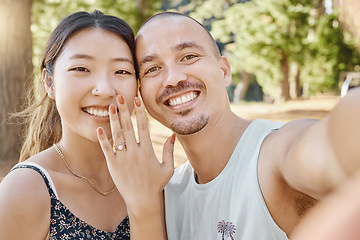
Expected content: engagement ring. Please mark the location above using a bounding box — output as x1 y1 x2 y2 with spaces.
113 142 126 153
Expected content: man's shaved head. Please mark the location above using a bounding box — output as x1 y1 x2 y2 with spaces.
137 12 221 59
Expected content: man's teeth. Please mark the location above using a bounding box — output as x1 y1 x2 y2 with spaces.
168 92 198 106
85 108 109 117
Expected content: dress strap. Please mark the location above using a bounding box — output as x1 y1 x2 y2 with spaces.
11 162 59 199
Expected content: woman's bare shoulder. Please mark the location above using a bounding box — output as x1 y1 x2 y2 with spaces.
0 156 51 239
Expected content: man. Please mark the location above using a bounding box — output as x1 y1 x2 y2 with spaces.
135 12 360 239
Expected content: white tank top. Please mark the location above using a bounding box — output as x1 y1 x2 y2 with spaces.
164 119 288 240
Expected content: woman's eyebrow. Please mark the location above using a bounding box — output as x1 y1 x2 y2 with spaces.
69 54 94 60
69 54 133 65
111 57 134 65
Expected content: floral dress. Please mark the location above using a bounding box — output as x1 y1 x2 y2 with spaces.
12 163 130 240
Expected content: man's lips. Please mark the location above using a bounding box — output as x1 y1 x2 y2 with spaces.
165 91 199 106
157 81 205 105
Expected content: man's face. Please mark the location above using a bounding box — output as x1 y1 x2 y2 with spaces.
136 16 231 135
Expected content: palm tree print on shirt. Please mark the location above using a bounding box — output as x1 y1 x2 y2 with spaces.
217 220 236 240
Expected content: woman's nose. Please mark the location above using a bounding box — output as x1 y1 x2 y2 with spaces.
92 76 116 98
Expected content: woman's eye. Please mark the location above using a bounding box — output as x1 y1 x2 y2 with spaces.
116 70 130 75
71 67 88 72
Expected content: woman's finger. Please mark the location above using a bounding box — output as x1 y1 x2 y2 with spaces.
109 104 125 149
97 127 115 165
134 97 152 149
117 95 137 146
162 134 176 172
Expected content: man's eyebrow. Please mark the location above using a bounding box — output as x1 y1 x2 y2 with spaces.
138 55 159 70
174 41 205 52
138 42 205 68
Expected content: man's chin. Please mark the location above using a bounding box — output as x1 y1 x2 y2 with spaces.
170 115 209 135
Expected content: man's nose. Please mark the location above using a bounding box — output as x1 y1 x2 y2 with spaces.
163 64 187 87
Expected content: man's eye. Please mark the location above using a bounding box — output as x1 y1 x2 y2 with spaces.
145 66 160 75
182 55 197 61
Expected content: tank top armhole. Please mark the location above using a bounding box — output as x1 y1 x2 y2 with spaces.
11 162 59 199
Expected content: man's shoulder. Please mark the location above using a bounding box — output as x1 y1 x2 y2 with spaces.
167 161 193 187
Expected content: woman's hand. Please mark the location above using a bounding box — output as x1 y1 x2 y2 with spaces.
97 95 175 212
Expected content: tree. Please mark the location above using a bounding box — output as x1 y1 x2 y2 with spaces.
301 10 360 95
210 0 315 101
0 0 33 161
333 0 360 52
189 0 360 101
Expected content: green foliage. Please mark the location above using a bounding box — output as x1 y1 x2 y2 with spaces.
209 0 310 97
188 0 360 98
302 11 360 94
31 0 360 99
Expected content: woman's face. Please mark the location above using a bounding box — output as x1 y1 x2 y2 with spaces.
50 28 137 142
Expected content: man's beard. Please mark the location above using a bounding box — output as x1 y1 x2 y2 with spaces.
170 114 209 135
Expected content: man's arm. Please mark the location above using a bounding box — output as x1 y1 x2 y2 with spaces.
279 87 360 199
291 169 360 240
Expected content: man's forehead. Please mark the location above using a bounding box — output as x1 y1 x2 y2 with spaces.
137 16 202 39
136 14 220 59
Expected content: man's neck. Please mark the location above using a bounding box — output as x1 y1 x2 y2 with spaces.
177 112 251 184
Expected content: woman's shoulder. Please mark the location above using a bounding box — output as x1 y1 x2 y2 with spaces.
0 147 57 209
0 156 52 205
0 153 51 238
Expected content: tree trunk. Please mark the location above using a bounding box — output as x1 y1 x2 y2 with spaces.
0 0 33 161
136 0 147 18
295 66 302 98
280 51 290 101
316 0 325 15
233 71 250 103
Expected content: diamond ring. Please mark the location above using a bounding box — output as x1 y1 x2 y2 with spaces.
113 142 126 153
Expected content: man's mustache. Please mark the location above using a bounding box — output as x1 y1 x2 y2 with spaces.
156 81 205 104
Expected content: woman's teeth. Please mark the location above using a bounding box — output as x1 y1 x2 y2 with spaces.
84 108 109 117
168 92 198 106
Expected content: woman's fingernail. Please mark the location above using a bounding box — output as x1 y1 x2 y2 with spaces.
170 133 176 144
110 104 116 114
97 127 103 135
135 97 141 107
118 95 125 104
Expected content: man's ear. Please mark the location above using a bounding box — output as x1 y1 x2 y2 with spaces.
219 56 232 87
42 69 55 99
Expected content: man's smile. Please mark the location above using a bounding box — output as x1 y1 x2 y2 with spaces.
166 91 199 107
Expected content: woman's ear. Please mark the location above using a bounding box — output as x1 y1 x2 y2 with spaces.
42 69 55 99
219 56 232 87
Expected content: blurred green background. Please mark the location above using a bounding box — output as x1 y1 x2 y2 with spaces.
1 0 359 161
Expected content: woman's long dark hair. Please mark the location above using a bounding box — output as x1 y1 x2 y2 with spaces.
18 10 136 162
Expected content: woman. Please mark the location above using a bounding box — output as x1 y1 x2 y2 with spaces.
0 10 174 239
